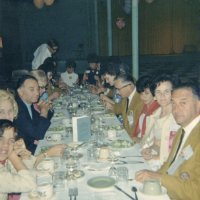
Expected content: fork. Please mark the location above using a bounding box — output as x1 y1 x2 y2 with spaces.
73 187 78 200
68 188 74 200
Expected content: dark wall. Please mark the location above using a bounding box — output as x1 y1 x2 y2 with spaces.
1 0 97 75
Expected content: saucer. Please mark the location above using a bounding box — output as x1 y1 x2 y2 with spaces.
139 186 167 196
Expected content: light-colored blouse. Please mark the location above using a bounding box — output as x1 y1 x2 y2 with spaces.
141 107 180 164
0 157 37 200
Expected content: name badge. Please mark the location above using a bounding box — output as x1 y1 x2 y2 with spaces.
127 110 134 125
182 145 193 160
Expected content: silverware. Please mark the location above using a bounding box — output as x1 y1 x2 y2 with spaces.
114 185 135 200
116 160 144 165
68 188 73 200
131 186 138 200
119 155 142 158
73 187 78 200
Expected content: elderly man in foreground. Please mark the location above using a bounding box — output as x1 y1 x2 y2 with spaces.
135 81 200 200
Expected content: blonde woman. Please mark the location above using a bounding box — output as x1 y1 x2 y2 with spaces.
30 69 60 103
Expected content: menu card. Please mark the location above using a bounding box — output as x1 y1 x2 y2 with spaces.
72 115 91 142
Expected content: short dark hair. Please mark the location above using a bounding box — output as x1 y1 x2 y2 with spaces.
136 75 153 94
150 72 180 96
16 75 38 90
47 39 58 49
38 57 56 74
105 63 120 76
115 73 136 85
87 53 99 63
173 80 200 100
0 119 17 138
66 59 76 69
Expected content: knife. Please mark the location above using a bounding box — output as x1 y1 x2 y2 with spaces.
114 185 135 200
116 160 144 165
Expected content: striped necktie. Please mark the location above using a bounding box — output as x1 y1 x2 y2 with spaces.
170 129 185 165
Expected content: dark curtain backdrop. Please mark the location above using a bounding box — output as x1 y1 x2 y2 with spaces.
98 0 200 56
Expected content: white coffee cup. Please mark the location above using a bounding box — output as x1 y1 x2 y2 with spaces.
46 133 62 141
37 183 53 199
37 158 55 174
99 147 110 160
142 180 162 195
107 129 116 140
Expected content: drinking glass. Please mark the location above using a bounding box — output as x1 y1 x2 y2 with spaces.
108 150 117 179
116 166 129 184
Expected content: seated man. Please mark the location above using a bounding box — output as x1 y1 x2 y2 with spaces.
14 75 53 154
82 53 100 86
105 73 143 136
135 81 200 200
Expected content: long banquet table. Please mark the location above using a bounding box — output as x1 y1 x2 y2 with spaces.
20 89 171 200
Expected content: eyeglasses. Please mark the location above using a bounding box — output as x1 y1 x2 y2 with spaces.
115 83 132 91
39 85 48 90
155 89 172 97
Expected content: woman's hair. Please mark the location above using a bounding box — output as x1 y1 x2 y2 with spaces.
38 57 56 74
0 119 17 138
150 72 180 96
66 59 76 69
29 70 47 86
104 63 120 76
136 75 153 94
0 90 18 118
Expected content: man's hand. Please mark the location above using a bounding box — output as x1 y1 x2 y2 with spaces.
135 169 162 183
38 100 50 118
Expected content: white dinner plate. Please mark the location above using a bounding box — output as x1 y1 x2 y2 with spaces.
87 176 116 189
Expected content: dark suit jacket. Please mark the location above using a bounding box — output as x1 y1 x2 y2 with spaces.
14 94 53 154
159 121 200 200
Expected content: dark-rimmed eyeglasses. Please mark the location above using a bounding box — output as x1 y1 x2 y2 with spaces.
39 85 48 90
115 83 132 91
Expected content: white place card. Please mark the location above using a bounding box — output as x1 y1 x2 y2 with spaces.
72 115 91 142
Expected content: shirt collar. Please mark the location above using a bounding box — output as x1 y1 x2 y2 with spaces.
183 115 200 133
128 87 136 104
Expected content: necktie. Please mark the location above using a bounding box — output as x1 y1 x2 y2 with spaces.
170 129 185 165
126 98 129 113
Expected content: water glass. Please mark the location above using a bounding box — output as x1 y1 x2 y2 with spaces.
53 171 66 191
87 146 97 162
116 166 129 183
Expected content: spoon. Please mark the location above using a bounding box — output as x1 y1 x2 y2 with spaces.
132 186 138 200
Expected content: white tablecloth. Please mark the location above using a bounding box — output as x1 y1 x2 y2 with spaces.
20 96 171 200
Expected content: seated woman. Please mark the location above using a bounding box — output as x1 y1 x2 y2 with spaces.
60 59 79 88
132 75 160 142
0 89 66 199
30 69 61 103
100 63 122 105
141 73 180 167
